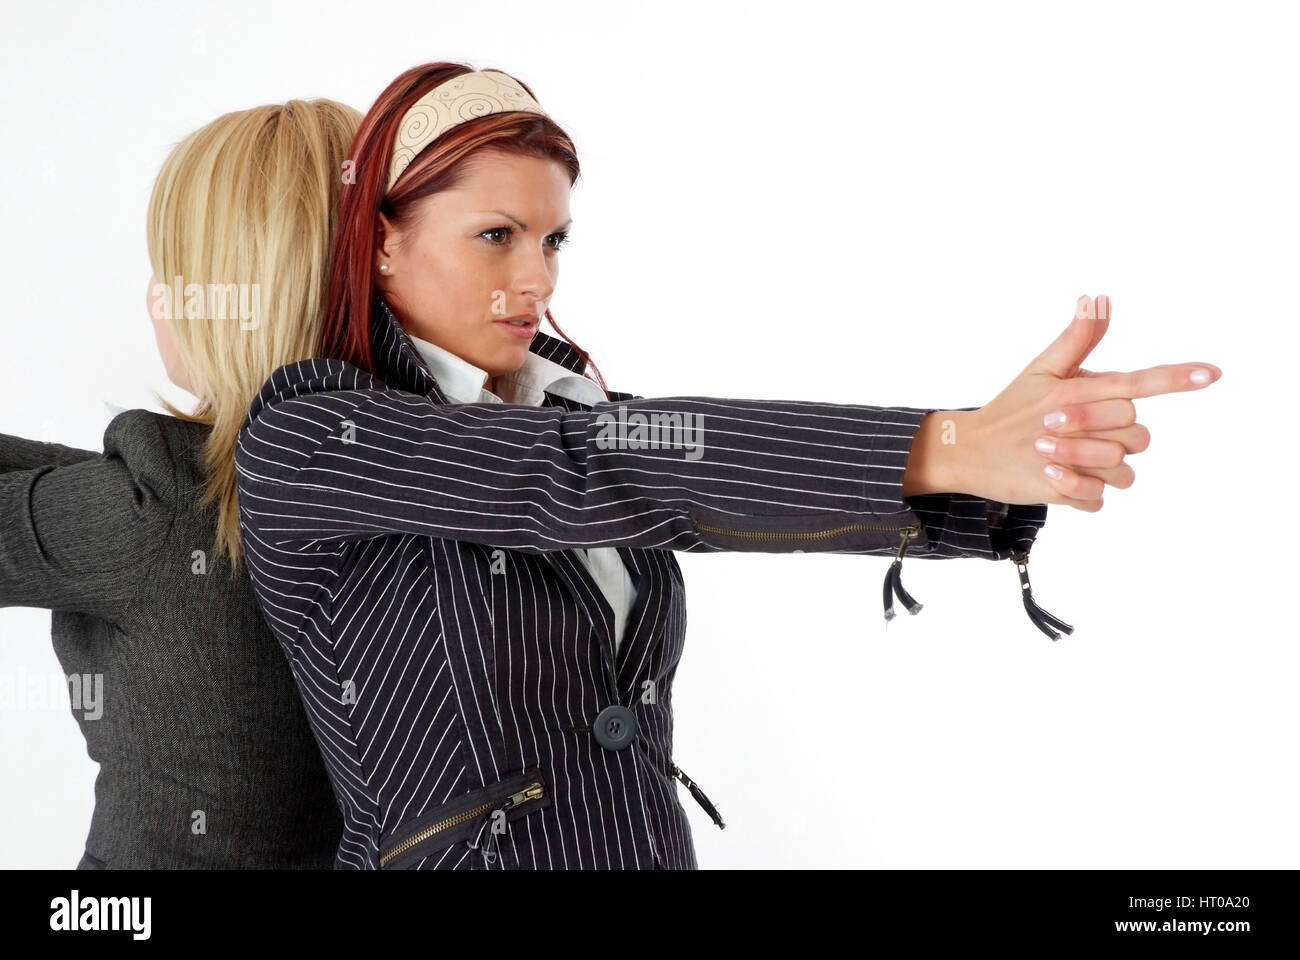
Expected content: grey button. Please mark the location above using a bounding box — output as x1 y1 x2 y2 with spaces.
592 704 637 750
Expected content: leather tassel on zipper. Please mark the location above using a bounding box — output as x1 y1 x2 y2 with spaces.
1011 549 1073 641
670 762 725 829
883 526 923 625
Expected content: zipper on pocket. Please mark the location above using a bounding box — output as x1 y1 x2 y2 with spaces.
378 779 546 869
1010 548 1074 641
670 761 725 829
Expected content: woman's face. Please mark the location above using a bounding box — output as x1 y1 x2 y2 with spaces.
146 272 195 394
375 149 572 380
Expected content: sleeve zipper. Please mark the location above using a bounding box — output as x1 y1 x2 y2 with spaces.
1010 549 1074 641
690 516 1071 640
882 529 1073 641
882 524 924 623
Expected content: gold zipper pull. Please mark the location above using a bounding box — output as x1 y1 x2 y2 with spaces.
1010 549 1074 641
466 780 546 868
883 524 923 625
502 783 545 810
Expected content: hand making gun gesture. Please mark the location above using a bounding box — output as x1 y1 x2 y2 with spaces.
908 293 1222 511
896 293 1221 639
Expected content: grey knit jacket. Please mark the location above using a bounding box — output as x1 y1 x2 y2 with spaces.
0 409 341 868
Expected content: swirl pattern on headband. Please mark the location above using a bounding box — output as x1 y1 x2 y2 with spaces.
386 70 545 191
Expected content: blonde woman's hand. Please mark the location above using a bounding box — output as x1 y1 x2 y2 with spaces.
947 294 1222 511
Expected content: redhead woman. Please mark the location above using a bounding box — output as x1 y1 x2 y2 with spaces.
0 98 360 867
233 62 1221 869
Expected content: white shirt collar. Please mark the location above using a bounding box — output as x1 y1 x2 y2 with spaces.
405 331 606 407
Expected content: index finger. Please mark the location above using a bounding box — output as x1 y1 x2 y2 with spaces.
1064 363 1223 403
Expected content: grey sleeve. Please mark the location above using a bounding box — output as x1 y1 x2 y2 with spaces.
0 432 100 472
0 410 178 620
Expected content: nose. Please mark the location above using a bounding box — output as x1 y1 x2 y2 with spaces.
510 248 556 312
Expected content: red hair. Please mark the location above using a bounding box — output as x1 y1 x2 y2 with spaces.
321 61 608 395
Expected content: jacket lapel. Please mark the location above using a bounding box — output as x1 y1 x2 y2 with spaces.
610 546 668 699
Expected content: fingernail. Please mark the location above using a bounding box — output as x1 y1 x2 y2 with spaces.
1096 294 1110 319
1190 368 1211 385
1035 437 1057 455
1043 410 1067 429
1075 295 1093 320
1044 464 1063 480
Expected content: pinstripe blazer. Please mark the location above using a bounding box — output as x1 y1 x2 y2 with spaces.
233 297 1053 869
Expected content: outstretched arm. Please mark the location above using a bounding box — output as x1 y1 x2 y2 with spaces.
234 359 1043 562
0 412 177 618
0 432 100 473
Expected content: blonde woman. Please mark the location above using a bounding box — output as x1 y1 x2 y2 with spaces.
0 98 361 867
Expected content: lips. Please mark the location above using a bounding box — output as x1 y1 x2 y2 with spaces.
495 315 538 338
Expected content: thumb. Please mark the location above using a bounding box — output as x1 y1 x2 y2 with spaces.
1031 294 1100 379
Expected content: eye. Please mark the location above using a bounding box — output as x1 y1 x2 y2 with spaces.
478 226 571 251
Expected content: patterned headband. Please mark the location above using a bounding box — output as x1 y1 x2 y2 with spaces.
386 69 546 192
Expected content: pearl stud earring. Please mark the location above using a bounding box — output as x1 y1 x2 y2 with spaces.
379 263 389 272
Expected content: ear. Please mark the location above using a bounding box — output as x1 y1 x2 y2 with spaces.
376 211 402 261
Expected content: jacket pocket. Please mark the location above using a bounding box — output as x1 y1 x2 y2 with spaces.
379 766 551 869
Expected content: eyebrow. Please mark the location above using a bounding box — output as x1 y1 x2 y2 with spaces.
479 210 572 232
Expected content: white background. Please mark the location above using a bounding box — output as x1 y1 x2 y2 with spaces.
0 0 1292 869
